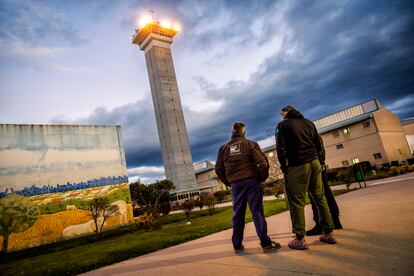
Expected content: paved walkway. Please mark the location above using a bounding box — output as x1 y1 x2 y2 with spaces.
84 173 414 276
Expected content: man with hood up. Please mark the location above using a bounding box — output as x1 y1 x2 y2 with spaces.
216 121 281 253
276 105 336 250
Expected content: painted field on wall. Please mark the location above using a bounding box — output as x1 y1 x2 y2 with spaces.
0 124 133 252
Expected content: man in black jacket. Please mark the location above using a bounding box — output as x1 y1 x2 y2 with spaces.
307 136 343 236
216 121 280 253
276 105 336 250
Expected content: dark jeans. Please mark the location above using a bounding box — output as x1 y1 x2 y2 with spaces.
285 159 334 239
231 178 271 249
309 169 340 225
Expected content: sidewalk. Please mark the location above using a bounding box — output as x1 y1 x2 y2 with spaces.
84 173 414 276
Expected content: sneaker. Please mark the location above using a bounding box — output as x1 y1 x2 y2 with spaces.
262 241 281 252
234 244 245 253
319 233 337 244
306 225 323 236
288 238 308 250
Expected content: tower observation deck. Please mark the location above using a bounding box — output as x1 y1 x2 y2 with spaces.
132 18 197 191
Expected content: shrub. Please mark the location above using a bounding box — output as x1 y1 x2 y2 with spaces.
181 199 195 221
200 192 216 215
136 212 156 231
389 166 401 176
272 180 285 199
194 198 204 210
263 187 273 196
390 160 399 166
213 190 226 203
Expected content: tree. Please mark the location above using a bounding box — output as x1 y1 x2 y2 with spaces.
87 197 119 235
200 191 216 215
181 199 194 221
129 179 175 228
0 194 40 253
194 197 204 210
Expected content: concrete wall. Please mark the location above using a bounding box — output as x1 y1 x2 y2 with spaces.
402 122 414 154
0 124 133 252
0 124 127 190
373 109 412 162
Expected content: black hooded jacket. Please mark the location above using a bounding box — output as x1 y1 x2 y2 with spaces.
275 109 322 173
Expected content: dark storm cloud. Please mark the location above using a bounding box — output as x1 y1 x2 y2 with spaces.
50 98 163 168
55 0 414 177
0 0 86 47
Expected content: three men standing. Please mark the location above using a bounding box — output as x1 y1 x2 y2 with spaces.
276 105 337 249
216 121 281 253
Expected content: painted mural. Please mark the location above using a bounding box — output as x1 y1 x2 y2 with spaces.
0 124 133 252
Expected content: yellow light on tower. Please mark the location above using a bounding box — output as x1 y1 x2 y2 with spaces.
172 23 181 32
160 20 172 29
138 16 152 28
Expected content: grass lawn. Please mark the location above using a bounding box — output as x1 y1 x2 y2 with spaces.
0 190 349 276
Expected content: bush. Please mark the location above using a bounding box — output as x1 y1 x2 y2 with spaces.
389 166 401 176
200 191 216 215
194 198 204 210
272 180 285 199
390 160 399 166
136 212 156 231
213 190 226 203
181 199 195 221
337 168 353 184
263 187 273 196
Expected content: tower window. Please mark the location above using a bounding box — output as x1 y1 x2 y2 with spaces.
363 121 371 128
336 144 344 150
341 160 349 166
351 158 360 164
342 128 350 134
332 131 339 137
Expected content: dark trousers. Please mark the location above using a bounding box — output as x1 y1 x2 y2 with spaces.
285 159 334 238
309 170 339 225
231 178 271 249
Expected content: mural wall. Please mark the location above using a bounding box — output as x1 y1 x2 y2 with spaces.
0 124 133 252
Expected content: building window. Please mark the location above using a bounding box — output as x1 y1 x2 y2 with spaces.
341 160 349 166
351 158 360 164
336 144 344 150
373 153 382 159
332 131 339 137
363 121 371 128
268 152 274 157
342 128 350 134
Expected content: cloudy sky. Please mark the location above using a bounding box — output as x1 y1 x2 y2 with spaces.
1 0 413 183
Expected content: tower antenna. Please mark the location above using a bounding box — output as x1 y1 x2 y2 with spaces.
149 8 155 22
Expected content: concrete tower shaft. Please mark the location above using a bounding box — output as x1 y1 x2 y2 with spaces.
132 22 197 190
